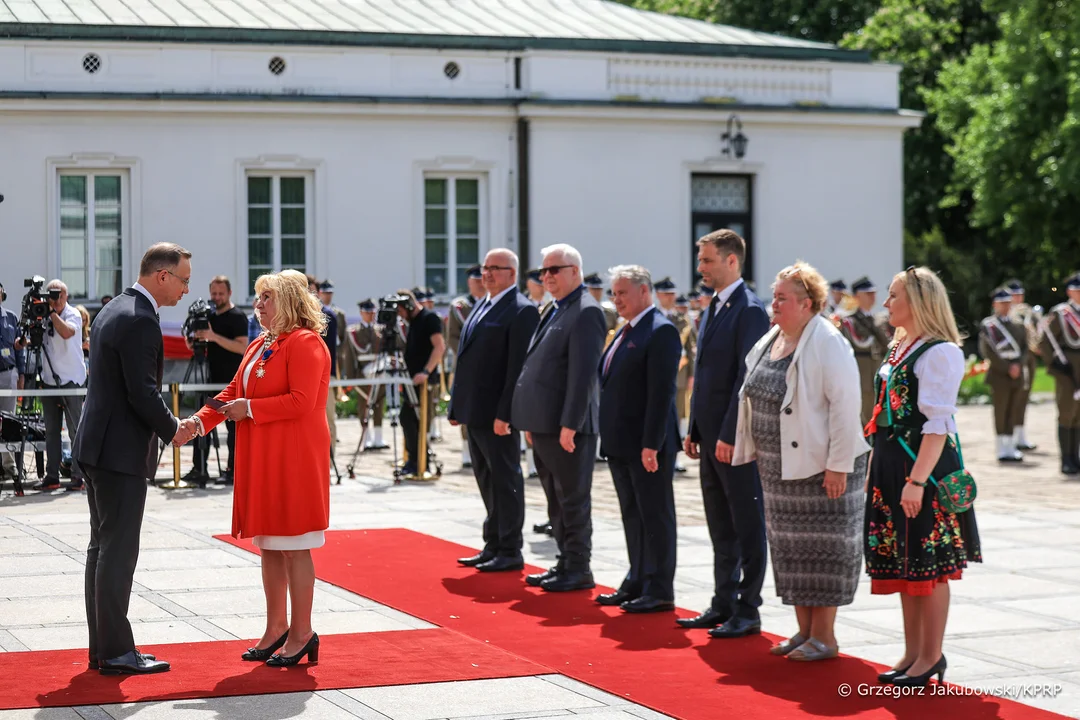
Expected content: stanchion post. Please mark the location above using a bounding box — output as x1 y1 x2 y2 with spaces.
417 381 428 478
171 383 181 487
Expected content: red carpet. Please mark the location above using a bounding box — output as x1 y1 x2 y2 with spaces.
0 628 543 710
219 529 1068 720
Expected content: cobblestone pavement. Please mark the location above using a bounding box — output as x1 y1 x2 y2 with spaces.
1 399 1079 718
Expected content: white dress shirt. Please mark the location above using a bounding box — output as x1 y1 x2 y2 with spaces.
131 282 160 311
698 278 744 339
466 285 515 334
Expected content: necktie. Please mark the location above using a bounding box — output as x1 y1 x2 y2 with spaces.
603 323 631 376
463 298 489 344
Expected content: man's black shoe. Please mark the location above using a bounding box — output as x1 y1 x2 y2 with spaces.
596 589 636 606
458 550 495 567
532 522 552 535
476 556 524 572
98 651 170 675
526 567 559 587
399 462 418 477
541 569 595 592
676 608 728 629
33 479 62 492
89 650 156 670
622 596 675 613
65 478 85 491
708 616 762 639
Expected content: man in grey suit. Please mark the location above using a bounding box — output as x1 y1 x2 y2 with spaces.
511 243 607 592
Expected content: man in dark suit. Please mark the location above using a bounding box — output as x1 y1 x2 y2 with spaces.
450 249 540 572
73 243 197 675
597 266 681 613
679 229 770 638
511 243 606 592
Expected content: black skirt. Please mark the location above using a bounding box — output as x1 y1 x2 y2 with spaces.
864 426 982 595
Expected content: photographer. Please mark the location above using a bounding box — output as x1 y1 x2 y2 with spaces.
30 280 86 492
397 289 445 476
0 282 27 481
185 276 249 484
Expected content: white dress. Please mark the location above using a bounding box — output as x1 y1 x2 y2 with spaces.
238 352 327 552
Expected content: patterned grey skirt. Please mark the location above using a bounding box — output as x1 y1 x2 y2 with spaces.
744 347 866 607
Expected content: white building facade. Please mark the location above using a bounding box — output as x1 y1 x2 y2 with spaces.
0 0 920 323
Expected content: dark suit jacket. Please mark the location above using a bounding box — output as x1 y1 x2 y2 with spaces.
448 289 539 427
72 288 178 479
598 307 681 461
510 286 606 435
689 282 770 446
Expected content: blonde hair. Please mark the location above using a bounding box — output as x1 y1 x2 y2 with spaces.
773 260 828 314
892 266 963 345
254 269 329 338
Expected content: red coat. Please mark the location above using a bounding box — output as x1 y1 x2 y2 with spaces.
196 329 331 539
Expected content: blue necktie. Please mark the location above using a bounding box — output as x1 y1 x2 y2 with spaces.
463 298 489 345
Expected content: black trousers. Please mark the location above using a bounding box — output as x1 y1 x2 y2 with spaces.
699 445 766 620
609 452 678 600
532 432 597 569
467 425 525 557
400 389 420 467
82 463 147 662
191 419 235 474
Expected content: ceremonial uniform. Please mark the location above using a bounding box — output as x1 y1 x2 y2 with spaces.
1007 280 1040 451
446 270 482 467
834 276 889 426
347 300 387 449
979 288 1028 462
1039 274 1080 475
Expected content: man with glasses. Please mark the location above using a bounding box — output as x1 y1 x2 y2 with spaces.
450 250 539 572
446 265 486 469
511 244 606 592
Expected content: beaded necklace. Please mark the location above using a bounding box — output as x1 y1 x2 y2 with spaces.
863 335 922 436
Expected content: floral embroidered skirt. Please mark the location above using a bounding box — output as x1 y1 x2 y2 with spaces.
864 427 982 596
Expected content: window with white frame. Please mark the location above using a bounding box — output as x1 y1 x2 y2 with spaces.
58 173 125 299
424 176 482 297
246 175 310 294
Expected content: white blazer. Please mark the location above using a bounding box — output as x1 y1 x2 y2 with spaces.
732 314 870 479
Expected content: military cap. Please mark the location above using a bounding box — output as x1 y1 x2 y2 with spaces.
688 289 701 300
466 264 483 280
526 268 543 284
991 287 1012 302
358 298 376 311
1066 272 1080 291
318 279 335 292
851 276 876 294
654 276 677 293
675 295 689 306
1005 279 1024 295
583 272 604 289
829 279 847 292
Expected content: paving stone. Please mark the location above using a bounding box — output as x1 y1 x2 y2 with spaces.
0 573 84 599
0 555 83 577
0 709 83 719
207 609 420 639
343 677 606 720
99 692 359 719
0 537 59 556
0 594 171 628
11 619 213 651
133 566 263 592
134 548 255 571
952 629 1080 672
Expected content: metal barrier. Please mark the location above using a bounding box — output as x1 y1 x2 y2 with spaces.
0 375 433 490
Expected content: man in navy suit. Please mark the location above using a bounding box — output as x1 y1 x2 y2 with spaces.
679 229 770 638
449 248 540 572
597 266 681 613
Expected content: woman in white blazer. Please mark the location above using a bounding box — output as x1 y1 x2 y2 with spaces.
732 261 870 661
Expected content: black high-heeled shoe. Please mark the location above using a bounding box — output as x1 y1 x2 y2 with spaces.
877 662 913 684
892 655 947 687
266 632 319 667
241 631 288 662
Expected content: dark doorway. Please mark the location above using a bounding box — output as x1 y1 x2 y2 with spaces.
690 174 753 289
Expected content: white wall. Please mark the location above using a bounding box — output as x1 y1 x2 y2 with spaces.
528 115 905 301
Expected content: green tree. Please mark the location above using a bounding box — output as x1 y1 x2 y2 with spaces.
925 0 1078 318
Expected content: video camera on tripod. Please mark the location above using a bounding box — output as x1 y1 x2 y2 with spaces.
181 298 215 350
19 276 60 349
375 293 414 353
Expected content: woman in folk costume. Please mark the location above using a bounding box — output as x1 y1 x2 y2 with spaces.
863 267 981 687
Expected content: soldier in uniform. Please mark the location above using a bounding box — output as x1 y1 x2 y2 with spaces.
348 299 389 450
654 277 694 472
318 280 349 380
835 276 890 427
1040 272 1080 475
584 272 618 332
1007 279 1040 451
445 265 485 468
826 279 847 315
526 268 548 306
980 287 1029 463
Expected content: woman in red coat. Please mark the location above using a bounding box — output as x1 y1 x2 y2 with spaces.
193 269 330 667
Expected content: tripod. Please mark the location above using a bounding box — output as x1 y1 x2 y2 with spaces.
3 343 51 497
156 343 220 488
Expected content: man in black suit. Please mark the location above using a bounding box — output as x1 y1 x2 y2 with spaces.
511 243 606 592
679 229 770 638
449 248 540 572
73 243 198 675
597 266 681 613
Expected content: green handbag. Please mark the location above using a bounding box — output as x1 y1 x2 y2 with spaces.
884 367 977 514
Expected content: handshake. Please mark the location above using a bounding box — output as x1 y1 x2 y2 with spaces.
171 399 250 447
172 417 200 447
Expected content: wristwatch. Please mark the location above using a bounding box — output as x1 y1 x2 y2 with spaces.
905 476 927 487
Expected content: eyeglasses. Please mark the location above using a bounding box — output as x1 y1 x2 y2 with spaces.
539 265 573 276
481 265 513 273
165 270 190 287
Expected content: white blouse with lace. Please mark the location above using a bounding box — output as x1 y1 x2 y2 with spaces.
877 339 965 435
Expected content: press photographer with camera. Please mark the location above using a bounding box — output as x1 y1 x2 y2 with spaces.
0 282 27 481
395 289 445 476
20 279 87 491
184 276 249 484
